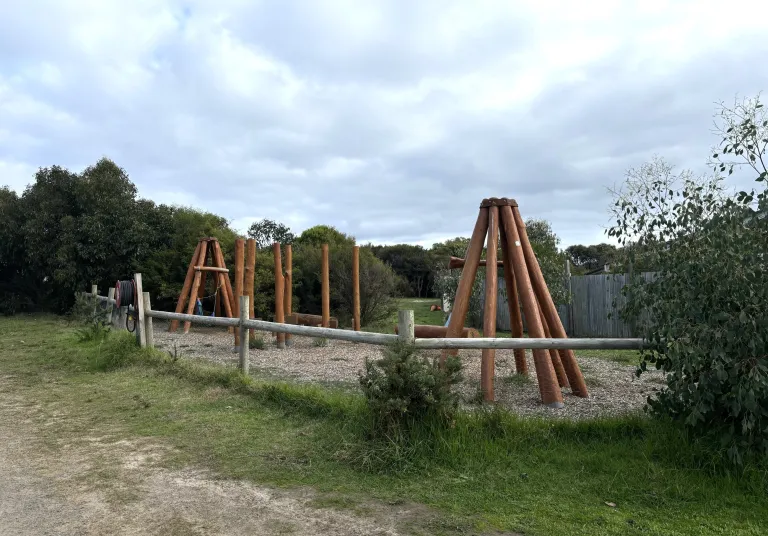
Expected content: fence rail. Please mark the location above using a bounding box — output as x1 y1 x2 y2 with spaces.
83 274 648 377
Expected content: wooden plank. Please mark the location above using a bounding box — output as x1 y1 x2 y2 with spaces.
415 337 646 350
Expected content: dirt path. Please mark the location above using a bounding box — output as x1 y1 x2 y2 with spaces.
0 375 412 536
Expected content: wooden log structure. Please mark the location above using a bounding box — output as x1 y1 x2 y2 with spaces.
245 238 256 339
233 238 244 347
170 237 237 333
284 244 293 346
194 266 229 273
273 243 285 349
394 325 479 338
448 256 504 269
352 245 361 331
287 313 339 329
321 243 330 328
440 197 589 408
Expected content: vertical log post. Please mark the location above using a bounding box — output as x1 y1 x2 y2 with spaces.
215 285 222 318
538 300 568 387
500 205 562 408
245 238 256 339
184 241 208 333
239 295 249 374
143 292 154 349
134 273 146 348
91 284 98 295
170 241 202 332
565 258 573 335
234 238 245 348
283 244 293 346
321 243 330 328
512 207 588 398
212 240 236 318
397 310 415 344
352 245 361 331
441 206 490 364
499 224 527 374
481 205 499 402
273 243 285 349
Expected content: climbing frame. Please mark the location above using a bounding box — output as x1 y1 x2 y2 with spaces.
444 198 589 408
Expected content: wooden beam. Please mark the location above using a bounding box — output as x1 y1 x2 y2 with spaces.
245 238 256 339
239 295 249 374
135 273 146 348
481 205 499 402
352 245 361 331
448 256 504 269
183 241 208 333
234 238 245 347
500 205 563 408
170 241 202 332
394 325 479 338
397 310 415 344
512 206 588 398
499 221 527 374
441 206 489 364
283 244 293 346
273 243 285 349
321 243 330 328
194 266 229 273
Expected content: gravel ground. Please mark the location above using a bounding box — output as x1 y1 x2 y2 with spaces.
153 321 665 420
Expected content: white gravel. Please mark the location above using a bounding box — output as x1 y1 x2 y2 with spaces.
152 321 665 420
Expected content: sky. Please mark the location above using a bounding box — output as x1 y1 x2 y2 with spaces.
1 0 767 249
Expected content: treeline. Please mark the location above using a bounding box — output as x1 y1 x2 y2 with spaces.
1 157 600 322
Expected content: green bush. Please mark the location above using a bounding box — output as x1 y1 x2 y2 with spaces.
69 293 111 343
608 95 768 464
358 341 463 439
249 336 265 350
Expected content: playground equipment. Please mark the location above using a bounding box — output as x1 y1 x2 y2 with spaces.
169 237 236 333
444 197 588 407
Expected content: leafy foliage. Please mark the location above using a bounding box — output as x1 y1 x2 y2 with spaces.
565 243 618 273
69 293 111 343
359 341 463 439
247 218 295 249
608 96 768 465
370 244 437 297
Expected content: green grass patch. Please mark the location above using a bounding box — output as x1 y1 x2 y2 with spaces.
1 316 766 536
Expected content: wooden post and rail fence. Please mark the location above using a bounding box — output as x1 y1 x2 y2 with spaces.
82 274 647 377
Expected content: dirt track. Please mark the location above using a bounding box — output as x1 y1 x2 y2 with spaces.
0 374 412 536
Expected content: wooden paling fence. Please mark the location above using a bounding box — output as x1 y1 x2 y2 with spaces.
83 274 647 379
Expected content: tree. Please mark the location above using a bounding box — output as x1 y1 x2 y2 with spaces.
608 95 768 464
565 243 618 273
247 218 295 249
0 187 26 314
294 224 354 248
372 244 436 297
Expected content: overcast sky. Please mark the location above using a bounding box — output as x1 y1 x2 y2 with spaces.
1 1 766 248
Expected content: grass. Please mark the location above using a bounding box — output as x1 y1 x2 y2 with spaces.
2 315 766 536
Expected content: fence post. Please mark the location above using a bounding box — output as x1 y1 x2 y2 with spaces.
397 310 415 344
107 287 116 326
91 284 98 295
565 259 573 336
143 292 154 349
239 295 249 374
134 273 146 348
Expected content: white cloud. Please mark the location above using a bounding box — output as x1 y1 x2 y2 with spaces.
1 0 767 248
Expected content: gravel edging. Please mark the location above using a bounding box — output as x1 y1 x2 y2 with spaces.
152 321 665 420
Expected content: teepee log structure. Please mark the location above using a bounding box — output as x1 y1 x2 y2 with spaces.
169 237 236 333
444 198 588 407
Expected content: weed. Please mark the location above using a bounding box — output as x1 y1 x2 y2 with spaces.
249 336 265 350
313 337 329 348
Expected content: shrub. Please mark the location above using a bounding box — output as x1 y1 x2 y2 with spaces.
249 336 265 350
608 95 768 464
313 337 329 347
358 341 463 439
69 293 111 343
